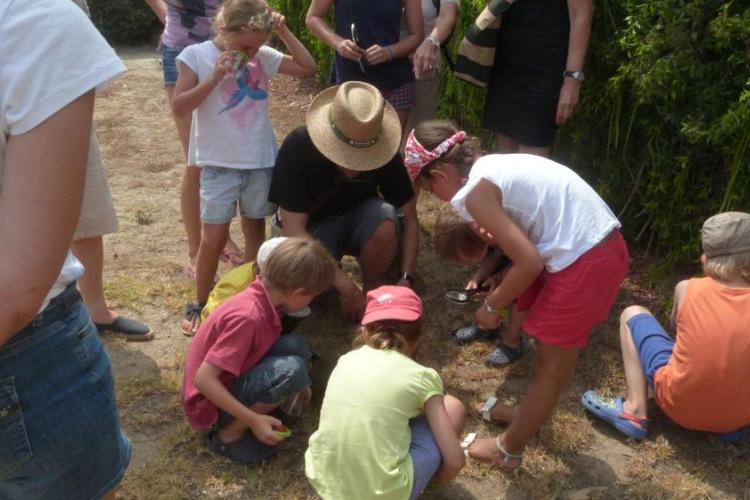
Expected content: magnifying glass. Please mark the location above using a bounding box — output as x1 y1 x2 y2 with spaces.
444 284 490 305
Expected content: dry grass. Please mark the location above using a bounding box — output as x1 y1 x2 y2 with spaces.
98 48 750 499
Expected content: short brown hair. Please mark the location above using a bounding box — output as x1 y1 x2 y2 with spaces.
434 206 486 262
359 319 423 353
215 0 271 34
413 119 481 181
262 238 335 294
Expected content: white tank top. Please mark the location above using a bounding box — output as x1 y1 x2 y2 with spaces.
450 154 621 272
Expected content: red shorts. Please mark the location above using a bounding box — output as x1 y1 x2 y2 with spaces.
516 230 629 347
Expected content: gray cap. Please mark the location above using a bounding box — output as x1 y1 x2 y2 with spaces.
701 212 750 258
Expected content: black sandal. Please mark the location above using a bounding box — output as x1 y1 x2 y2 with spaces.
181 302 204 337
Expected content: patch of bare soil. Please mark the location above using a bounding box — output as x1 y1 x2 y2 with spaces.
97 47 749 499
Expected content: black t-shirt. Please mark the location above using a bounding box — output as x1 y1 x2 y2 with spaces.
269 127 414 225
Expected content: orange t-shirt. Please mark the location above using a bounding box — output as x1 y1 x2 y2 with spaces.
654 277 750 432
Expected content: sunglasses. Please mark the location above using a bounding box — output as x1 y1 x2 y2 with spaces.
350 23 367 74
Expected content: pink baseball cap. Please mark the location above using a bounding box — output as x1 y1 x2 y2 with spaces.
361 285 423 325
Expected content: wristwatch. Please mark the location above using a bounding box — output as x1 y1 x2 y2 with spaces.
563 70 585 82
425 34 440 48
399 272 415 286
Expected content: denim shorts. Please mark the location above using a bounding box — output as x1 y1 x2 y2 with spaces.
200 166 276 224
408 416 441 500
309 198 400 260
217 333 312 428
161 45 181 86
0 284 131 499
627 313 675 386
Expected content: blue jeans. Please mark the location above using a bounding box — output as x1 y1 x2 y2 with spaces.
409 416 442 500
200 166 276 224
0 284 131 499
217 333 311 427
161 45 181 86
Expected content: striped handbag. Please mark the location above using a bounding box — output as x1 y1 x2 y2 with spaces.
454 0 517 87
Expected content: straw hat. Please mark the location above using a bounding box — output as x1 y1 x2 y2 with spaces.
306 81 401 172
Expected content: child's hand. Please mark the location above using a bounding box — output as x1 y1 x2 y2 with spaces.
269 11 286 33
365 44 391 65
470 222 494 244
211 52 236 83
248 413 284 445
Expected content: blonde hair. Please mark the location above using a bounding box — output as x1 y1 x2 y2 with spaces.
414 119 481 180
214 0 271 35
262 238 336 294
702 251 750 283
358 319 423 353
434 206 486 262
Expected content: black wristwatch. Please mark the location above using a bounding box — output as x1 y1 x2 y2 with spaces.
563 70 585 82
399 272 415 286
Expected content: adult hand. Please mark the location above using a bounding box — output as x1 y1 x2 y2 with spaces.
413 40 438 78
248 413 283 446
475 302 503 331
339 280 365 320
336 39 365 61
365 44 391 66
269 11 287 33
556 79 581 125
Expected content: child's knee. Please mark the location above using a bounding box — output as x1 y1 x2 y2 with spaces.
267 355 310 401
273 333 311 359
620 305 652 326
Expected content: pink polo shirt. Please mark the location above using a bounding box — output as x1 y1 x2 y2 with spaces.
182 277 282 429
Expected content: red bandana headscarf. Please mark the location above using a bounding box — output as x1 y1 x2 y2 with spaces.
403 129 467 182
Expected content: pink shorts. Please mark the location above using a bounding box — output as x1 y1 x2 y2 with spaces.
516 230 629 347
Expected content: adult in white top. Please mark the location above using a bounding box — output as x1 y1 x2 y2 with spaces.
405 119 629 473
0 1 131 497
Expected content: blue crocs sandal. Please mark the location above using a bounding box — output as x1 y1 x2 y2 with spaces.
581 391 649 440
455 324 500 344
718 425 750 443
485 342 524 366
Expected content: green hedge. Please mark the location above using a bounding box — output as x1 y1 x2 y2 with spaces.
88 0 162 45
91 0 749 266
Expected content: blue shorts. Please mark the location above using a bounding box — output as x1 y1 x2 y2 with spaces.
0 284 131 499
217 333 312 428
627 313 675 386
200 166 276 224
309 198 400 260
408 416 441 500
161 45 181 86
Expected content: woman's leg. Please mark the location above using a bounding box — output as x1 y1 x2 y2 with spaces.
495 132 519 153
517 143 551 157
165 85 202 263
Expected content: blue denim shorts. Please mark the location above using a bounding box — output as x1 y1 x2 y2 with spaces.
0 284 131 499
409 416 441 500
310 198 400 260
200 166 276 224
217 333 312 428
627 313 675 386
161 45 181 86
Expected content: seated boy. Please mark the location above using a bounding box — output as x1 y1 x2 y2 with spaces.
582 212 750 440
182 238 336 463
434 207 525 366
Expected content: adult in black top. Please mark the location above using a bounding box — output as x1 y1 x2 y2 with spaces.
269 126 418 319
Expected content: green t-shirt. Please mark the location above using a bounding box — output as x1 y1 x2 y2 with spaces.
305 346 444 500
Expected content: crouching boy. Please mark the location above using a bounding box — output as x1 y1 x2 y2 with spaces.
582 212 750 441
182 238 336 463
